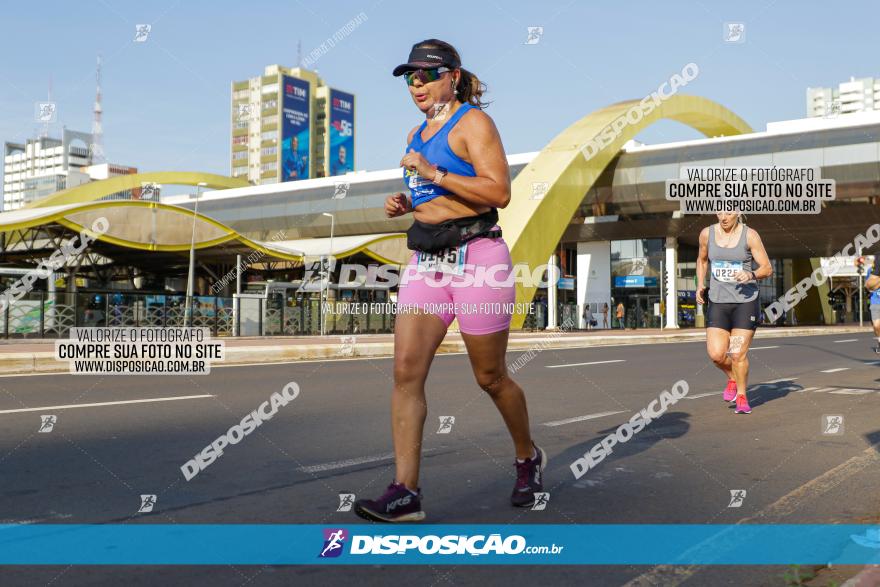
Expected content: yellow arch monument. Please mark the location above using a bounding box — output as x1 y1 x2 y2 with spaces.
24 172 249 209
498 94 752 329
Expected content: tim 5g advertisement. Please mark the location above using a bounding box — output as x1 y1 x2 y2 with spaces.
281 75 310 181
328 89 355 176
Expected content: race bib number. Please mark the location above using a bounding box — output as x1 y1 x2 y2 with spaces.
416 243 468 276
712 260 743 283
407 171 430 189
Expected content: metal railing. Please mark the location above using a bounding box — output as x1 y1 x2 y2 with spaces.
1 291 397 338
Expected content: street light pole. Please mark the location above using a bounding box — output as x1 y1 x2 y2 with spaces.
320 212 335 336
185 182 207 327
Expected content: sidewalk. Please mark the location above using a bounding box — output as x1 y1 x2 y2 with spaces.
0 324 868 375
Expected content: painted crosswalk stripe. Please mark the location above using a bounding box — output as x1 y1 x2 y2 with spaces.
811 387 836 393
543 410 626 427
796 387 820 393
763 377 798 384
749 346 779 350
834 339 858 343
820 368 849 373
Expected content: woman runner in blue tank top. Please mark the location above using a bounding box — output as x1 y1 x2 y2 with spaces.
353 39 546 523
697 212 773 415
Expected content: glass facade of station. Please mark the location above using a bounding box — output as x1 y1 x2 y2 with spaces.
610 238 664 329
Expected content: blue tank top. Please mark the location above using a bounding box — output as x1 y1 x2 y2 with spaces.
403 103 477 208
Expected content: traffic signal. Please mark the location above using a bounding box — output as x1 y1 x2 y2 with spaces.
662 271 672 293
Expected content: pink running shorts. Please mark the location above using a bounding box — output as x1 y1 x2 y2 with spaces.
396 225 515 335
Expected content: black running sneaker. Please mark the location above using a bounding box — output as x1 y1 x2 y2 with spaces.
354 481 426 522
511 443 547 508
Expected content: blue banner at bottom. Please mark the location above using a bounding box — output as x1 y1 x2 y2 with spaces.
2 524 880 565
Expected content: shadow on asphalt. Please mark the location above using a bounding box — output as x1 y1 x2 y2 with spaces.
774 340 876 367
863 430 880 455
549 411 692 480
742 381 801 408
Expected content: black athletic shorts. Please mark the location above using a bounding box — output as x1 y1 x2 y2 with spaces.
706 298 761 331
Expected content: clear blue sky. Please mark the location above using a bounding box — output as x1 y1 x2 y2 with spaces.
1 0 877 185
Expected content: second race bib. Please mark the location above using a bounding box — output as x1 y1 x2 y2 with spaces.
712 260 743 283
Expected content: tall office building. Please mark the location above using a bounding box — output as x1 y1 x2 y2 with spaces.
3 129 137 211
230 64 355 184
807 76 880 117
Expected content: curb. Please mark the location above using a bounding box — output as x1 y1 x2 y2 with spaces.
0 326 867 375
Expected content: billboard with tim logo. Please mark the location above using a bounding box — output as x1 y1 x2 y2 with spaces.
328 89 355 176
281 75 310 181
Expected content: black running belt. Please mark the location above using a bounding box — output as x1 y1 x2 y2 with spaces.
460 226 502 243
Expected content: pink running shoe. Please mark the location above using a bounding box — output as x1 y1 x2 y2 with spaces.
734 395 752 414
723 379 737 402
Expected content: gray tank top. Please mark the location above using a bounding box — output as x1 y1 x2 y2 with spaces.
707 223 758 303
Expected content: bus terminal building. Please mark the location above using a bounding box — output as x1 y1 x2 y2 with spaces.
2 95 879 335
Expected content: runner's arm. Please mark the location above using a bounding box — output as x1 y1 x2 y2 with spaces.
747 229 773 280
696 227 709 303
432 110 511 208
865 263 880 292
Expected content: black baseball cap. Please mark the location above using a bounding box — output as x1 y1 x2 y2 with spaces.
392 45 461 77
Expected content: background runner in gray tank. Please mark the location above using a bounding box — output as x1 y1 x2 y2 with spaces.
708 224 758 304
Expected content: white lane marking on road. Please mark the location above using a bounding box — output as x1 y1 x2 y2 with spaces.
749 346 779 350
830 388 875 395
795 387 819 393
682 392 722 400
545 359 626 369
543 410 626 427
821 368 849 373
297 448 441 474
834 339 858 343
0 512 73 524
0 394 214 415
763 377 798 384
0 331 867 376
811 387 836 393
623 446 880 587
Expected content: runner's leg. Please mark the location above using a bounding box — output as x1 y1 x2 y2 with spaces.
391 311 448 490
706 326 735 380
872 312 880 352
461 329 533 459
728 328 755 399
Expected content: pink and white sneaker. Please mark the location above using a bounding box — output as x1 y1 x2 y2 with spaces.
723 379 737 402
734 395 752 414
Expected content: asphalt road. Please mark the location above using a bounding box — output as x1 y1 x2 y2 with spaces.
1 331 879 586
